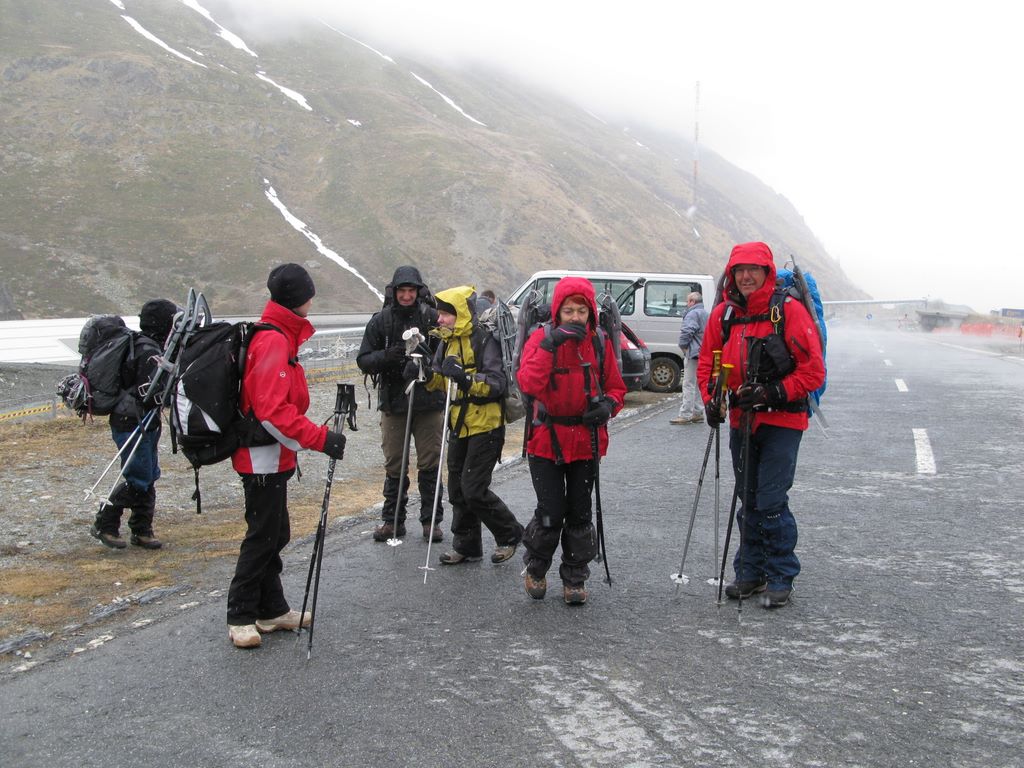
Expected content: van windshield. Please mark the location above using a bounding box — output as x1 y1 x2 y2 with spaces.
527 278 636 314
643 280 703 317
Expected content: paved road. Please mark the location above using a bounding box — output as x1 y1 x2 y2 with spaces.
2 325 1022 767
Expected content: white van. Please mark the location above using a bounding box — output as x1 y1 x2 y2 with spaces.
506 270 715 392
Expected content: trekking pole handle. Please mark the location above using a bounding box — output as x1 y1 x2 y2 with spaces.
335 383 357 432
716 363 734 419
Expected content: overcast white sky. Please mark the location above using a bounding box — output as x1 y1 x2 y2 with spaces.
227 0 1023 313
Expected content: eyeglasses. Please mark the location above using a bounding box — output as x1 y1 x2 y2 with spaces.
733 266 765 277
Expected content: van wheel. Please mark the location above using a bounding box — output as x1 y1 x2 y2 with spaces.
648 357 681 393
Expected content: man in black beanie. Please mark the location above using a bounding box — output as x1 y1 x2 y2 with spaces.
226 262 347 649
90 298 178 550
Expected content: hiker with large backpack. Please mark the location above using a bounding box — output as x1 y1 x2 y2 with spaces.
226 264 347 650
356 265 447 543
422 286 524 567
697 242 825 610
515 277 626 605
88 299 177 551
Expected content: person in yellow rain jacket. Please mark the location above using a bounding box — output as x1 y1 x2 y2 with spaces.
420 286 523 566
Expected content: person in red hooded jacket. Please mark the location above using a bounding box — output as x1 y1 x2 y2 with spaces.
226 263 347 649
697 242 825 609
516 276 626 605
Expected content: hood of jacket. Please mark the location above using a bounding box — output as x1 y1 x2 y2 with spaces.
388 265 425 290
550 276 598 330
722 241 777 315
433 285 477 338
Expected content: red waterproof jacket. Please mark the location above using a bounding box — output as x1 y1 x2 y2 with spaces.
697 242 825 433
231 300 329 475
517 276 626 462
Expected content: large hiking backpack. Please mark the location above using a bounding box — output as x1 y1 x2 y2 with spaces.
477 298 525 422
58 314 136 419
170 320 282 469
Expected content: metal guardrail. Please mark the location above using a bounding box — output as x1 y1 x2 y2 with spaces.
1 326 369 425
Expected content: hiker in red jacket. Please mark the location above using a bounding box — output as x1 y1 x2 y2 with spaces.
516 276 626 605
226 263 347 649
697 242 825 609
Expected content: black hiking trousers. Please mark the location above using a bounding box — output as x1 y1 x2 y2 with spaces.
447 426 523 557
226 469 294 626
522 455 598 587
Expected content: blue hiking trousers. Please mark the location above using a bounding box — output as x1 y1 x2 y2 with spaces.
729 423 803 590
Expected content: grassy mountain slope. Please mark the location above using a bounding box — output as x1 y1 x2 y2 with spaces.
0 0 866 319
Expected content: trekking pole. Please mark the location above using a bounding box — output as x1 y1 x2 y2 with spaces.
96 408 159 506
299 382 357 659
671 427 714 594
735 409 754 621
581 362 611 586
420 380 454 583
385 329 428 547
671 352 725 594
711 362 733 586
83 408 157 503
717 484 741 605
734 344 762 620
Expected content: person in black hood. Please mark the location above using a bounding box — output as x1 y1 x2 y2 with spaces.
357 266 447 542
90 298 177 551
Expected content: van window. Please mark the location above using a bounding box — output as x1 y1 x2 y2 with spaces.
531 277 636 315
644 280 704 317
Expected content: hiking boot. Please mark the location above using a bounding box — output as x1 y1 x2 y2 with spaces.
689 413 704 424
439 551 482 565
90 524 126 550
724 579 767 600
563 584 588 605
372 522 406 542
524 572 547 600
422 523 443 542
228 624 261 648
255 609 312 633
669 416 690 425
762 588 792 609
130 533 162 550
491 543 518 563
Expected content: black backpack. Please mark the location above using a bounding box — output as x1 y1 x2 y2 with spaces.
169 321 283 511
59 315 136 419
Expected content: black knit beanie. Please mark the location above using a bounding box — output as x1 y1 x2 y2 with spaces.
267 263 316 309
139 299 178 342
435 298 457 316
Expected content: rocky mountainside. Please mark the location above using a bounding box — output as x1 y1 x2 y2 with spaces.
0 0 867 318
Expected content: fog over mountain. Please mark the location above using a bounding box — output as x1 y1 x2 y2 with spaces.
0 0 865 319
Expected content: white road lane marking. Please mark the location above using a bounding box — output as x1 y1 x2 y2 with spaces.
895 378 909 392
913 428 936 474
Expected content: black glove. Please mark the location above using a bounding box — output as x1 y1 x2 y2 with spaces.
735 381 786 411
403 358 431 381
582 397 614 427
322 431 346 460
705 400 725 428
539 322 587 352
383 344 406 367
440 356 471 389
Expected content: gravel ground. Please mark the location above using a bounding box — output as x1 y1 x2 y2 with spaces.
0 361 669 662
